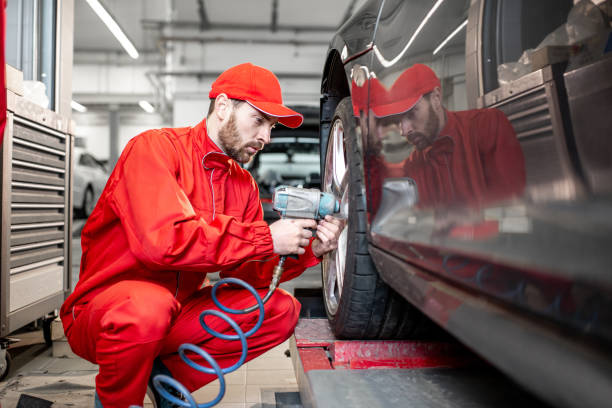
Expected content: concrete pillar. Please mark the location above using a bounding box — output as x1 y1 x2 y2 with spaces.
109 105 120 168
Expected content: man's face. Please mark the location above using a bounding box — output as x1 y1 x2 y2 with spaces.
368 114 399 155
399 96 440 151
218 103 277 164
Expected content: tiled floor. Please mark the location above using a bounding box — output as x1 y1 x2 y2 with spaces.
0 316 304 408
0 229 320 407
187 340 298 408
0 340 299 407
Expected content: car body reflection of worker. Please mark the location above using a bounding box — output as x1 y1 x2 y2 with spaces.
380 64 526 209
352 76 405 214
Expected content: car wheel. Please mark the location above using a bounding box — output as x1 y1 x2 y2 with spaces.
42 316 55 347
321 97 421 339
82 185 95 218
0 349 11 381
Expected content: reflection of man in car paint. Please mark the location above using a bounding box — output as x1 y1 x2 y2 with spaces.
380 64 526 208
352 74 405 158
352 76 406 214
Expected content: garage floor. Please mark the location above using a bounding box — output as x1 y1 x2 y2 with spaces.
0 219 321 407
0 338 301 407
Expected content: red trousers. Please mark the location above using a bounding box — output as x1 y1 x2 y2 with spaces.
61 280 300 408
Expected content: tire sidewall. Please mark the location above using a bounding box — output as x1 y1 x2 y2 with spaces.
323 97 382 338
83 186 94 217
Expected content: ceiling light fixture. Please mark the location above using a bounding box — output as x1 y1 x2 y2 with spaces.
71 100 88 113
85 0 139 59
373 0 445 67
138 100 155 113
433 19 468 55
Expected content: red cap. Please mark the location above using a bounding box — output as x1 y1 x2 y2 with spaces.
373 64 441 117
369 77 392 118
209 63 303 128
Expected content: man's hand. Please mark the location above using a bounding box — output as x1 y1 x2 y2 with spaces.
269 218 317 255
312 215 345 258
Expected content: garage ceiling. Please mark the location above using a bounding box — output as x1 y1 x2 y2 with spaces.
73 0 363 55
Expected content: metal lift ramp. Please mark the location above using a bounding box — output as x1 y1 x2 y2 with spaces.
290 292 549 408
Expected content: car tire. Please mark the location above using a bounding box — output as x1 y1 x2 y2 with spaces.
0 349 11 381
82 185 95 218
42 316 55 347
321 97 421 339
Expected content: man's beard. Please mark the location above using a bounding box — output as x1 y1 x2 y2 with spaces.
218 113 262 163
411 103 440 151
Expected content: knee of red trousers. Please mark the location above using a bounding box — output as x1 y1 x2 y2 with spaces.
263 288 301 342
65 281 181 363
81 282 182 407
95 281 181 344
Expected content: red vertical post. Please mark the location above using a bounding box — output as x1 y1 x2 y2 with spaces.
0 0 6 144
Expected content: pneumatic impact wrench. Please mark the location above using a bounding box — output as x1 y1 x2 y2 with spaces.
267 186 341 293
240 186 340 313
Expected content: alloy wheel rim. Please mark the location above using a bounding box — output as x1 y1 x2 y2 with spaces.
322 118 349 316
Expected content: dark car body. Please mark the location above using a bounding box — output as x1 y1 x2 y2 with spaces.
319 0 612 407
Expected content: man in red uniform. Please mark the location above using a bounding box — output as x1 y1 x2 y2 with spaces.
60 63 343 407
373 64 526 209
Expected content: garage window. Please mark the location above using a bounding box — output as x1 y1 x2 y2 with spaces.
6 0 58 110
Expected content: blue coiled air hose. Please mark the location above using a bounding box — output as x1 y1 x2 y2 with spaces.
152 256 287 408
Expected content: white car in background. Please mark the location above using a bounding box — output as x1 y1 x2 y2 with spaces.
73 147 109 218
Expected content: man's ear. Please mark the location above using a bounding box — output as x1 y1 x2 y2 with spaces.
430 87 443 111
214 94 232 122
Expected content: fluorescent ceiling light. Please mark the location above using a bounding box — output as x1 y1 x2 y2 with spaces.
373 0 445 68
71 100 87 113
85 0 139 59
433 19 468 55
138 100 155 113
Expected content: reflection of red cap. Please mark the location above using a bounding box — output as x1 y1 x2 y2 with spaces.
369 77 391 118
209 63 303 128
374 64 440 117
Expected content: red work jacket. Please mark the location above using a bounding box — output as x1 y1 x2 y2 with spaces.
61 119 319 317
403 108 526 209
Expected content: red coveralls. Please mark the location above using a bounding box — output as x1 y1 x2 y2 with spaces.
403 108 526 209
60 119 320 407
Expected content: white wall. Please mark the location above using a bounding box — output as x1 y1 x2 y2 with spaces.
73 64 156 99
72 26 330 154
173 98 210 128
166 38 326 126
72 111 170 160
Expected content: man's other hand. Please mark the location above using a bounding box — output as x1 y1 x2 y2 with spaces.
312 215 345 258
269 218 317 255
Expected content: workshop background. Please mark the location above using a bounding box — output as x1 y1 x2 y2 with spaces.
4 0 611 407
71 0 360 165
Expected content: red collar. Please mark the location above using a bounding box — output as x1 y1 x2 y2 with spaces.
421 135 454 160
192 119 233 170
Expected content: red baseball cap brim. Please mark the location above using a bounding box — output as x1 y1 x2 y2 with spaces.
210 63 304 128
372 96 422 118
245 101 304 128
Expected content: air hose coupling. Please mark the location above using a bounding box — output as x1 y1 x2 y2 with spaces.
269 256 287 292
